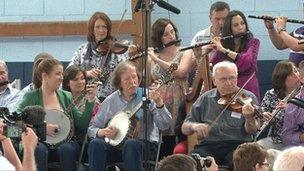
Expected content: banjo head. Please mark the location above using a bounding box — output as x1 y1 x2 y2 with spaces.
106 111 130 146
44 109 73 148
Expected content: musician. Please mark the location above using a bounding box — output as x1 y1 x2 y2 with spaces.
191 1 230 54
62 64 100 153
17 57 96 171
0 60 23 112
20 52 53 95
233 142 269 171
263 16 304 66
281 87 304 148
182 61 259 170
87 61 172 171
69 11 137 102
257 60 300 150
148 18 195 158
211 10 260 101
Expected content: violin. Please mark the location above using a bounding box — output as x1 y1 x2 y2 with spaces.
218 90 263 119
96 39 129 55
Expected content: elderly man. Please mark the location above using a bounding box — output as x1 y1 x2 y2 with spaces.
182 61 259 170
87 61 172 171
0 60 22 112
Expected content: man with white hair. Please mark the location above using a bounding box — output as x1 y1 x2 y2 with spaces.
273 146 304 170
0 60 23 112
182 61 260 170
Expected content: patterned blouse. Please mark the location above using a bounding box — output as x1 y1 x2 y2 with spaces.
69 42 127 98
260 88 284 143
151 51 189 136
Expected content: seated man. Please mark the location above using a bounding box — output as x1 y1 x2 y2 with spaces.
233 142 269 171
87 61 172 171
182 61 260 170
0 60 23 112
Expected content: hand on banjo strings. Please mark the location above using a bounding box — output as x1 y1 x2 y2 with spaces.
102 126 118 140
47 124 59 137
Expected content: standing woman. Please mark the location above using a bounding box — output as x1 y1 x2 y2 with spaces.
18 57 96 171
211 10 261 101
258 60 300 150
148 18 195 157
69 11 137 102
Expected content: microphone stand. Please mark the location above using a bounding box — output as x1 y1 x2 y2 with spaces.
134 0 153 170
134 0 180 169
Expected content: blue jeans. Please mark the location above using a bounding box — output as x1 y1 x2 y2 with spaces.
35 141 80 171
88 138 156 171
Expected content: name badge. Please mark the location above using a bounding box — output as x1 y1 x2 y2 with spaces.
231 111 242 119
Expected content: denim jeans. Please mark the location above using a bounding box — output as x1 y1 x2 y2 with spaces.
88 138 157 171
35 141 80 171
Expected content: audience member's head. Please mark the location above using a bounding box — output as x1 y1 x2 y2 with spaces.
266 149 281 171
233 142 269 171
273 146 304 171
157 154 197 171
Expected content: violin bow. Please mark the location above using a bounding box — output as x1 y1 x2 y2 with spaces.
209 72 256 128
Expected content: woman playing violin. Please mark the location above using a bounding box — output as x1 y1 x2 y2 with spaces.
148 18 195 158
211 10 261 101
69 12 137 102
257 60 300 150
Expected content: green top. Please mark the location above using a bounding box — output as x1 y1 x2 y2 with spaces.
17 89 94 135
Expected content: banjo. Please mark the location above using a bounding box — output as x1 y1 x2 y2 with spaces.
105 63 178 147
44 109 74 148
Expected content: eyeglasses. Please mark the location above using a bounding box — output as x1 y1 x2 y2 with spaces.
216 76 237 82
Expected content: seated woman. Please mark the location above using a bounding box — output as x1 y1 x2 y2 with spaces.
258 60 300 150
17 57 96 171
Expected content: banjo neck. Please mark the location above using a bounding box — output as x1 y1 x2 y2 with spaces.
125 100 143 118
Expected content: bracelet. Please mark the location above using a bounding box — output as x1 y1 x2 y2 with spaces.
266 26 274 30
156 104 165 109
278 27 286 34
